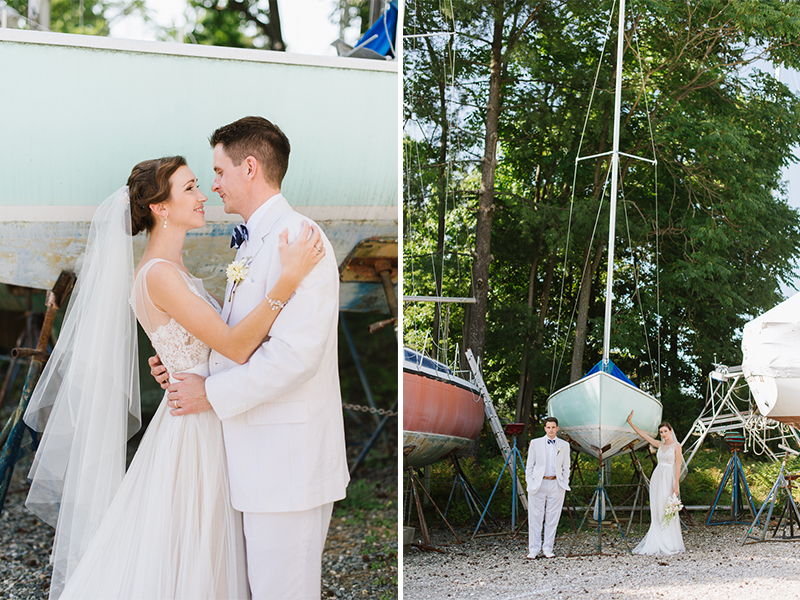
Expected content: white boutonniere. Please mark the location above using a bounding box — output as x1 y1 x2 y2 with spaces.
226 256 253 301
557 448 562 456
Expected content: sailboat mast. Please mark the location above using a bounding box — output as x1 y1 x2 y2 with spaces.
602 0 626 366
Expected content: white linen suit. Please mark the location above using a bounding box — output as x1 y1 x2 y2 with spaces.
525 436 570 556
205 194 349 597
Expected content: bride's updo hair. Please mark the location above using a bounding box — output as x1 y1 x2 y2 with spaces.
659 422 673 431
128 156 187 235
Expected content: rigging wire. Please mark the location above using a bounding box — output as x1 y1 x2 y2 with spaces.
551 162 614 390
620 183 657 393
633 15 662 399
550 0 617 392
550 0 662 395
404 0 464 365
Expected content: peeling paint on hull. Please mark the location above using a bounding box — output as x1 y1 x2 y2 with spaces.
0 215 396 312
402 430 476 468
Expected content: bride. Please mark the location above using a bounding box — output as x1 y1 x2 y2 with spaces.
24 156 324 599
627 410 686 556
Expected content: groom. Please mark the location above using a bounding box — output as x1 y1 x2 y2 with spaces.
525 417 570 558
162 116 350 599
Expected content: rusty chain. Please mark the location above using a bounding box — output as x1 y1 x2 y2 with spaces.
342 403 398 418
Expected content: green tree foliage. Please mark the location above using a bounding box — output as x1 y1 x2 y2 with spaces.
186 0 284 49
9 0 148 34
183 0 370 50
404 0 800 439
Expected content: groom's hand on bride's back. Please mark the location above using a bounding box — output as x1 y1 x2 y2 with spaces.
149 354 170 390
167 373 213 416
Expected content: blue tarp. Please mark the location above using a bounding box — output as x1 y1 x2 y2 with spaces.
354 1 398 58
583 360 638 388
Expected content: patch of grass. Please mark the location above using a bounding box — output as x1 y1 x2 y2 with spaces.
335 478 388 516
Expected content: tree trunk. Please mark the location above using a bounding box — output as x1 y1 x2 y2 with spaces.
429 35 451 358
465 6 504 362
570 241 605 382
266 1 284 50
517 254 555 447
515 237 542 420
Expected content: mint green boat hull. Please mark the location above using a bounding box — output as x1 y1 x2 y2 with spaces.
0 30 397 312
547 371 662 459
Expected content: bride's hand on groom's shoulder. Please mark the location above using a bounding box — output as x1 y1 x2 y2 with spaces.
149 354 170 390
278 221 325 287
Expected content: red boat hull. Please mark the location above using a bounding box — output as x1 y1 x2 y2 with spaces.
403 370 484 467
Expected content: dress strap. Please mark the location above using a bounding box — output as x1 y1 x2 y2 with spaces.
132 259 191 335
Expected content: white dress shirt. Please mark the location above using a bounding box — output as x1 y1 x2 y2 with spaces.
544 437 557 477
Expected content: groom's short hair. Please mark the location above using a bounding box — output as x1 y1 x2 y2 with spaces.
210 116 291 187
543 417 559 426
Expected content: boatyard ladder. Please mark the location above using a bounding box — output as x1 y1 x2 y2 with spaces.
465 349 528 512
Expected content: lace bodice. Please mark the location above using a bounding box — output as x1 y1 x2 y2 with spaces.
657 443 678 466
132 260 221 374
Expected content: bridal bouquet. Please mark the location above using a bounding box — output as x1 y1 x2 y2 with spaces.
662 494 683 529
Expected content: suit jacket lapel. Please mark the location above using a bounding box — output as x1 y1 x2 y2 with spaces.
221 195 293 323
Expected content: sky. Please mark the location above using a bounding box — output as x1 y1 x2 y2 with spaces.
110 0 361 57
769 65 800 297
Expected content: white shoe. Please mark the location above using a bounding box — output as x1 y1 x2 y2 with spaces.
543 550 555 558
526 551 540 559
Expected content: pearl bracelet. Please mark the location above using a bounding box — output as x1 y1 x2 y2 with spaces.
267 296 288 311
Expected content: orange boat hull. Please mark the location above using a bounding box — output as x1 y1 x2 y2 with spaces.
403 370 484 467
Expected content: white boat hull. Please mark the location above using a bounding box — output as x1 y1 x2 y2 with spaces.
547 371 662 459
744 375 800 428
742 294 800 428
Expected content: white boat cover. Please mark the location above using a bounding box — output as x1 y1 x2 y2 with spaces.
741 293 800 422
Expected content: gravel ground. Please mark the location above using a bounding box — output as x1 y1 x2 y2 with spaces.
0 446 397 599
403 520 800 599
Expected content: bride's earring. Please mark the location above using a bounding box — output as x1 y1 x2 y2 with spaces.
163 215 168 228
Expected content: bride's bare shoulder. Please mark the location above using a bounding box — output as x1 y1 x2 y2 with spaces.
143 260 190 296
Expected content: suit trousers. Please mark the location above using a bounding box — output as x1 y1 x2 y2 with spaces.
243 502 334 600
528 479 566 555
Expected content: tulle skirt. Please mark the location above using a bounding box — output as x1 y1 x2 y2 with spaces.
633 461 685 556
60 365 249 599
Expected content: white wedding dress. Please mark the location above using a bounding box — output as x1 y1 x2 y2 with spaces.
59 259 249 599
633 443 685 556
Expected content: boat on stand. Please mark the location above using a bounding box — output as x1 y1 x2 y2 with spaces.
546 0 662 462
403 347 484 467
402 295 485 468
742 293 800 429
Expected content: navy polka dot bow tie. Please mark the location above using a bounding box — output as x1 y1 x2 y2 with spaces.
231 223 249 249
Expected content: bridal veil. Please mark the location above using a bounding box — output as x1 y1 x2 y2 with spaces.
24 186 142 598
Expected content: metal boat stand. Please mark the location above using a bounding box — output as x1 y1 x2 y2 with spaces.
0 290 41 413
624 444 651 537
442 456 498 531
743 448 800 544
404 447 462 550
565 448 632 557
0 271 75 516
472 423 527 538
707 433 757 526
339 247 398 475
